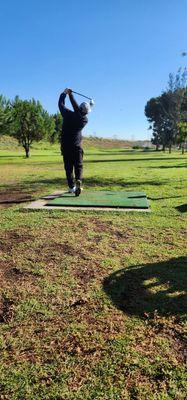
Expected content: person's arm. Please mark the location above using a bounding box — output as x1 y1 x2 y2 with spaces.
68 90 80 113
58 90 71 116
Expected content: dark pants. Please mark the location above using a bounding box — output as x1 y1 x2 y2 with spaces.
63 146 83 188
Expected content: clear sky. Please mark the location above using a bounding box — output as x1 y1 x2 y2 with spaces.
0 0 187 140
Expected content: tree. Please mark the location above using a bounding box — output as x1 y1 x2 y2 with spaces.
0 95 12 135
42 110 56 143
160 68 187 152
145 68 187 152
158 91 179 153
145 97 167 150
11 97 54 157
49 113 62 144
177 121 187 154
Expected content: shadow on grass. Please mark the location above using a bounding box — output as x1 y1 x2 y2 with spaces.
175 204 187 213
84 157 185 163
26 176 164 189
0 178 67 194
0 154 60 158
148 164 187 169
1 156 184 166
85 150 142 156
103 257 187 318
0 155 23 158
0 176 167 195
83 177 165 188
148 195 184 201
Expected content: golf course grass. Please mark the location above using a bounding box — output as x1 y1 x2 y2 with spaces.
0 142 187 399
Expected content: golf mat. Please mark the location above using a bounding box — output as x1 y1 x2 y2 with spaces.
46 191 149 209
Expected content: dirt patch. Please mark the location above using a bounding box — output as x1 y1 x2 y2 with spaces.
87 218 134 239
4 266 34 281
0 228 37 289
88 218 112 232
72 265 97 284
5 230 33 242
150 317 187 364
0 295 14 323
0 258 37 292
28 242 75 263
165 333 187 364
0 229 34 252
60 243 75 256
0 260 14 281
0 188 34 207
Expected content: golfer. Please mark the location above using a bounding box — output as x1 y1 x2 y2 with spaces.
58 88 91 196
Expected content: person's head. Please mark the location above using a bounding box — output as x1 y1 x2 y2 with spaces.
79 102 91 115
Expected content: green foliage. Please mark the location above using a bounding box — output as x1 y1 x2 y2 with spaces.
0 95 12 135
145 68 187 152
145 96 165 149
11 97 54 157
50 112 62 144
167 67 187 92
177 121 187 153
42 110 55 142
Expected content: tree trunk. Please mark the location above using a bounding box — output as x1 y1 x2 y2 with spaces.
24 145 30 158
162 145 166 152
156 144 159 151
169 144 172 153
182 144 184 154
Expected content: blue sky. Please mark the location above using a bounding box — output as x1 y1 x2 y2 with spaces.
0 0 187 139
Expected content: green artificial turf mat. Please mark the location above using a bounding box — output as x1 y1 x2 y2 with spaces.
46 191 149 209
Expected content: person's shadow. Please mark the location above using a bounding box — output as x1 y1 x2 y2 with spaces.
103 257 187 318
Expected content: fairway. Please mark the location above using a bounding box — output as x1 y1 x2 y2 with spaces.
0 144 187 399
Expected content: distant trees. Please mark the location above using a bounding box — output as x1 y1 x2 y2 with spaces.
145 68 187 153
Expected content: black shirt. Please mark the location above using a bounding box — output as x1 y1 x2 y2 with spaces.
58 92 88 147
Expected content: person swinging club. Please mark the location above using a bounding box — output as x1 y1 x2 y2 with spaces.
58 88 92 196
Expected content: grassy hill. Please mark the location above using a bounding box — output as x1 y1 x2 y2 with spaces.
0 135 153 153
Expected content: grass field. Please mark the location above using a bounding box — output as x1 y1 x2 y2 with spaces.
0 142 187 399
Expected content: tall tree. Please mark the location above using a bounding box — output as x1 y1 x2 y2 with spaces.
145 96 166 150
145 68 187 152
0 95 12 135
11 97 54 157
161 68 187 152
49 113 62 144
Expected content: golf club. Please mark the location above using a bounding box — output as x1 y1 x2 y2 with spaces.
72 90 94 106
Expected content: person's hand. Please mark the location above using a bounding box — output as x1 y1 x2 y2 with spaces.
67 88 72 95
63 88 69 94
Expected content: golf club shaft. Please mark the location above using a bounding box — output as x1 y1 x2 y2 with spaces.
72 91 92 101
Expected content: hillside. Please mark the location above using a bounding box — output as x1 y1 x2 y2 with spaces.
0 135 152 151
